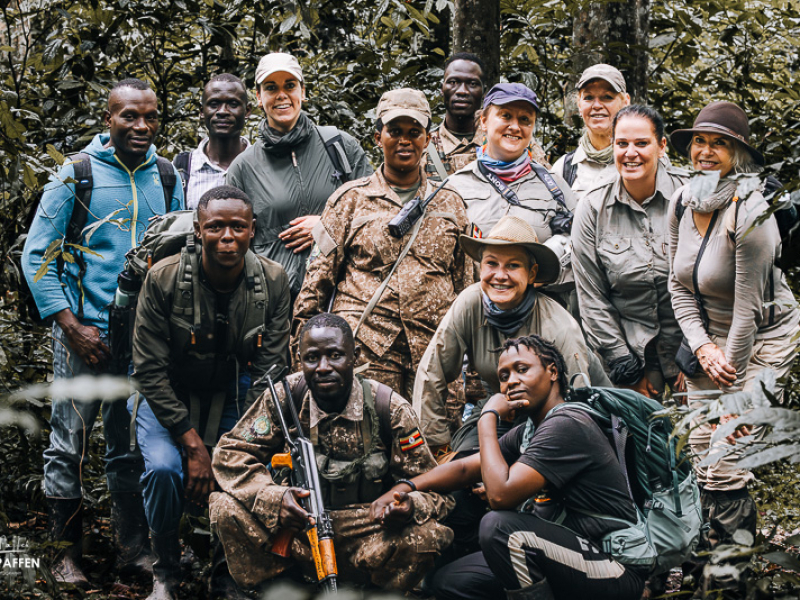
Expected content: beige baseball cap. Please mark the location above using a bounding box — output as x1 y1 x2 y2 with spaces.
376 88 431 129
255 52 303 86
576 63 626 93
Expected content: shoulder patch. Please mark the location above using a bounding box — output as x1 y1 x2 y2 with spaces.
399 428 424 452
312 220 337 257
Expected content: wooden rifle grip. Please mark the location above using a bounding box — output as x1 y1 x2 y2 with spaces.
271 528 294 558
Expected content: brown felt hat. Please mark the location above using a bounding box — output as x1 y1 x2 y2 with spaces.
459 216 561 284
670 101 764 166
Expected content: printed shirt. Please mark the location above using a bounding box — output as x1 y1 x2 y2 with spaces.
293 167 473 366
211 372 453 531
572 165 688 375
184 137 249 209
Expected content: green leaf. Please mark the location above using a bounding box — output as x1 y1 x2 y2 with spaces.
23 164 38 189
762 551 800 572
279 13 297 34
65 243 103 258
46 144 65 166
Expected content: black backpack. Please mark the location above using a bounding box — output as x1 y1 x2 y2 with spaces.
561 150 578 187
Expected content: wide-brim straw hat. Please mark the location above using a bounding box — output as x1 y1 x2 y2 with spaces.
459 215 561 284
670 101 764 166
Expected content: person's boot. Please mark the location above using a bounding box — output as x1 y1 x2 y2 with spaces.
110 491 153 579
208 538 246 600
146 530 181 600
506 578 555 600
47 498 90 589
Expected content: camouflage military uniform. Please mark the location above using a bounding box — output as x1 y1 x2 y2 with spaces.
209 372 454 591
425 116 550 183
292 167 473 400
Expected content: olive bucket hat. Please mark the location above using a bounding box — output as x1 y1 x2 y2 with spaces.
459 216 561 284
670 101 764 166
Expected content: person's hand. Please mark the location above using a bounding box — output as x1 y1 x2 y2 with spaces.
369 489 396 523
621 375 659 399
54 309 110 371
177 429 215 506
484 393 528 422
674 372 687 395
278 487 313 532
471 483 487 502
277 215 321 253
378 491 414 527
696 343 737 388
718 414 751 445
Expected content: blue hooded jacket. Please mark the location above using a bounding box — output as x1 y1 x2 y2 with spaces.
22 134 184 331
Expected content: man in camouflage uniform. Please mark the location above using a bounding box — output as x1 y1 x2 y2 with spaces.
426 53 549 184
292 88 473 401
210 313 454 592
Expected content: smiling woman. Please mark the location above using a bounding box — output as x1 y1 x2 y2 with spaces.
572 105 687 399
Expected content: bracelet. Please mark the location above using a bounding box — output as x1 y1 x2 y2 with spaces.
480 409 501 421
396 479 417 492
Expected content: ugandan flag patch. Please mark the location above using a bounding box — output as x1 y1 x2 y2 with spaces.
471 223 483 239
399 429 424 452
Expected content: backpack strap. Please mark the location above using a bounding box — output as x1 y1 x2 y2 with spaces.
156 156 177 211
173 151 192 196
317 125 353 184
372 381 394 452
562 150 578 187
59 152 93 318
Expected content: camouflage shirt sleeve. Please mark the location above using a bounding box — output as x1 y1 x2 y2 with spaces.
212 383 291 530
385 390 455 524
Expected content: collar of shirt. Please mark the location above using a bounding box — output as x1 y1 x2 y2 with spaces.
308 378 365 429
613 166 670 210
436 122 482 155
191 136 250 174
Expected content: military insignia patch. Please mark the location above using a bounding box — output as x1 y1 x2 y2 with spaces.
470 223 483 239
306 243 322 269
399 429 424 452
252 415 271 437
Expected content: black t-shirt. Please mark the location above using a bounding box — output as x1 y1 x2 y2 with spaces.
498 404 637 541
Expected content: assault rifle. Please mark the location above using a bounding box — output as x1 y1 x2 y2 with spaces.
264 366 338 594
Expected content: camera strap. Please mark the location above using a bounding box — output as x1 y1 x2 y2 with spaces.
477 160 571 214
353 180 449 338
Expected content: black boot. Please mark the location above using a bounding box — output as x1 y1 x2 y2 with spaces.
47 498 90 589
146 530 181 600
209 538 246 600
110 491 153 579
506 578 555 600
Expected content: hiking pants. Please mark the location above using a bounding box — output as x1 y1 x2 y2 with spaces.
127 372 249 534
429 511 645 600
44 324 144 498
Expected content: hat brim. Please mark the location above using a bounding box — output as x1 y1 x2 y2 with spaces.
486 97 539 112
381 109 430 129
255 68 304 86
670 127 765 166
459 235 561 284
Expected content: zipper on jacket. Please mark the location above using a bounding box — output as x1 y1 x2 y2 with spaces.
112 154 154 247
291 150 309 215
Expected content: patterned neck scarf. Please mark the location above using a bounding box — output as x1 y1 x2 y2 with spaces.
578 130 614 164
481 285 537 336
477 145 533 182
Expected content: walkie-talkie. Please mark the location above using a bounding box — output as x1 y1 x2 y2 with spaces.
387 177 451 238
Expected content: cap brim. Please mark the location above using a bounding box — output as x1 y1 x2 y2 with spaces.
577 75 625 93
487 97 539 112
459 235 561 284
670 127 765 165
255 68 304 86
381 109 430 129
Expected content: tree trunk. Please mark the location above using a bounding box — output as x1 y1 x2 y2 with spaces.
452 0 500 87
566 0 650 122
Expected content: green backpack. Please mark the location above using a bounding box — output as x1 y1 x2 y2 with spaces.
554 379 703 575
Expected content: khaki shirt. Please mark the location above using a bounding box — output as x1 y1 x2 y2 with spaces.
212 373 453 532
293 167 473 366
572 165 688 376
412 283 601 446
552 147 616 200
448 160 577 245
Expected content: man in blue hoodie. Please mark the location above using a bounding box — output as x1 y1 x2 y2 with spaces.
22 78 184 587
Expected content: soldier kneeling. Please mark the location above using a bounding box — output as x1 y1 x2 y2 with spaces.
209 313 454 592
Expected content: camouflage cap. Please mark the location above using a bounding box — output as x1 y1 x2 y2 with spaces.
376 88 431 129
576 63 626 93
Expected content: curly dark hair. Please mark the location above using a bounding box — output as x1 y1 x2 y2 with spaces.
496 334 568 395
300 313 355 351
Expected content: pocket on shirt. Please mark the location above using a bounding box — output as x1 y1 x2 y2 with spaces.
598 237 633 281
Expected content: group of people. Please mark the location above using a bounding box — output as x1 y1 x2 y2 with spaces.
20 48 799 600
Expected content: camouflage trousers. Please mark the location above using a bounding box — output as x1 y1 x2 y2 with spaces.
209 492 453 591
